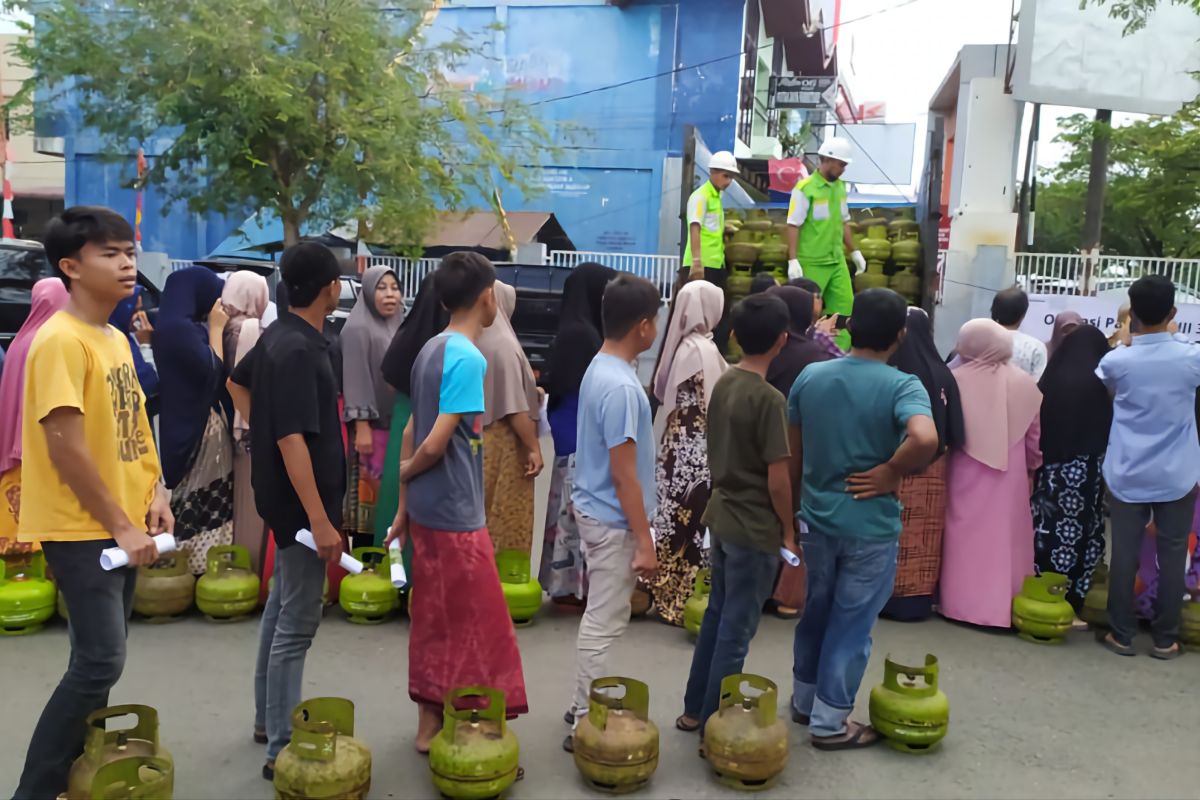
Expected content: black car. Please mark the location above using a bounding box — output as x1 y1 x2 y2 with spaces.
0 239 162 349
495 263 570 376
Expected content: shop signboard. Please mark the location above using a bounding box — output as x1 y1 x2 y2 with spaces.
768 75 837 110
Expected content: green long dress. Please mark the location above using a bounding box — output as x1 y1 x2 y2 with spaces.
373 392 413 574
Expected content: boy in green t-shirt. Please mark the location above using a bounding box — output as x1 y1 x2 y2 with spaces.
676 293 800 734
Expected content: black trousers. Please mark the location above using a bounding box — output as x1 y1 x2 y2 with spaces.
14 540 136 799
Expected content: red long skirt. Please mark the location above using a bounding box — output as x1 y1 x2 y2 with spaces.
408 521 528 717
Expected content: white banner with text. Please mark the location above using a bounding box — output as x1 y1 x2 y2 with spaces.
1020 294 1200 344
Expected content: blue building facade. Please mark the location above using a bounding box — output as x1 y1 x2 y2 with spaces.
41 0 754 259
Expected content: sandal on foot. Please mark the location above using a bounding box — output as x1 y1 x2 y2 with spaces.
1102 632 1136 657
1150 642 1183 661
563 709 575 726
253 726 267 745
812 722 880 751
790 706 811 726
562 734 575 754
773 606 801 620
261 761 275 781
675 714 701 732
516 766 525 782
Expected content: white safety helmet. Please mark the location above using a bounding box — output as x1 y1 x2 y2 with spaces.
708 150 739 173
817 137 854 165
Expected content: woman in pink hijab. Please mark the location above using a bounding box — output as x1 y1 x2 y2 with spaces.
940 318 1043 628
0 278 70 555
221 270 270 572
643 279 726 624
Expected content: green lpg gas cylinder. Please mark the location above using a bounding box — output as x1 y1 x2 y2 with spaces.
702 674 788 791
429 687 520 800
869 654 949 753
1080 562 1109 628
496 549 542 626
133 552 195 622
338 547 398 623
1012 573 1074 644
1181 601 1200 647
683 569 711 640
274 698 371 800
88 755 174 799
0 551 56 635
66 705 174 800
572 677 659 794
195 545 260 622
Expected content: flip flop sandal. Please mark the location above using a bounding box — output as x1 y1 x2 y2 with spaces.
790 707 811 726
773 606 801 620
563 710 575 725
1102 633 1136 657
1150 643 1183 661
516 766 526 782
253 726 267 745
812 723 880 751
675 714 701 732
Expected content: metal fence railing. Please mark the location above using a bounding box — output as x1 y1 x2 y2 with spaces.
1015 252 1200 304
549 250 680 301
364 256 441 301
169 259 194 272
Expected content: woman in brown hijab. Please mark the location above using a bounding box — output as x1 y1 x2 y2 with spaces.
477 281 543 567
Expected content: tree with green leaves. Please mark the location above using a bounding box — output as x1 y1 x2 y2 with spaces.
9 0 556 248
1035 105 1200 258
1082 0 1200 33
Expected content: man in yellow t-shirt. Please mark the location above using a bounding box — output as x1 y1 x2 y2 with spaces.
14 206 172 800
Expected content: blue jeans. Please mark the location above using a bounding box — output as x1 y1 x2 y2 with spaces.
791 528 897 738
15 541 136 799
682 539 779 728
254 543 326 760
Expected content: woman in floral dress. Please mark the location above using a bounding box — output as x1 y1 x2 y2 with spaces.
643 280 726 625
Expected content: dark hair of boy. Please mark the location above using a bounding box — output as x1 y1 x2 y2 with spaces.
43 206 135 288
731 293 789 355
434 251 496 313
848 288 908 351
602 274 660 340
750 272 778 295
280 242 341 308
990 286 1030 327
1128 274 1175 326
788 277 821 297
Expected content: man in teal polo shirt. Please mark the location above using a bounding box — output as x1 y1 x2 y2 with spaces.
787 137 865 350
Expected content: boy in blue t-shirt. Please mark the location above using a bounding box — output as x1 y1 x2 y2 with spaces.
386 252 527 753
788 288 937 751
564 274 661 754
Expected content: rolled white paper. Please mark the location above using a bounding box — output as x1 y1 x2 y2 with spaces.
779 547 801 567
295 529 363 575
388 533 408 589
99 533 177 571
702 528 711 550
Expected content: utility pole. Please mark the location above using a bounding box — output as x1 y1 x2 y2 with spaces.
1080 108 1112 294
1016 103 1041 252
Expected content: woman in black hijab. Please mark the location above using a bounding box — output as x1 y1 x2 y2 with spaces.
540 262 617 605
765 285 833 397
375 272 449 548
883 307 965 620
1031 324 1112 613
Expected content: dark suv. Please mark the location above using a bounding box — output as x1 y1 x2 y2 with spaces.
0 239 161 349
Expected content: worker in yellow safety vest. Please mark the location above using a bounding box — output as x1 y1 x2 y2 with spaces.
786 137 865 350
683 150 739 352
684 150 739 282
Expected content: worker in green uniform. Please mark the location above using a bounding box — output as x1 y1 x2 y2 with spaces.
786 137 865 350
684 150 739 350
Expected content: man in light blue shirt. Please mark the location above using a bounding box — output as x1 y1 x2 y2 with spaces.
1096 274 1200 659
565 274 660 753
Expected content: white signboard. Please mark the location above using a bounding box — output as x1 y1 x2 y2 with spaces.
1020 294 1200 345
1012 0 1200 115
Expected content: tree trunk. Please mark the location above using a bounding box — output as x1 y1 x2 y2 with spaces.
282 215 301 248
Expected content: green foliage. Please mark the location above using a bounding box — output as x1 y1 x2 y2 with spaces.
7 0 557 247
1034 105 1200 257
1081 0 1200 34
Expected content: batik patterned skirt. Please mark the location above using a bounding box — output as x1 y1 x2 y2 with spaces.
884 456 947 620
482 420 536 553
643 376 711 626
539 455 586 600
1031 454 1106 609
172 408 234 575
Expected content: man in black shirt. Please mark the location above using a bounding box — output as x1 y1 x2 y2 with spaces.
228 242 345 780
